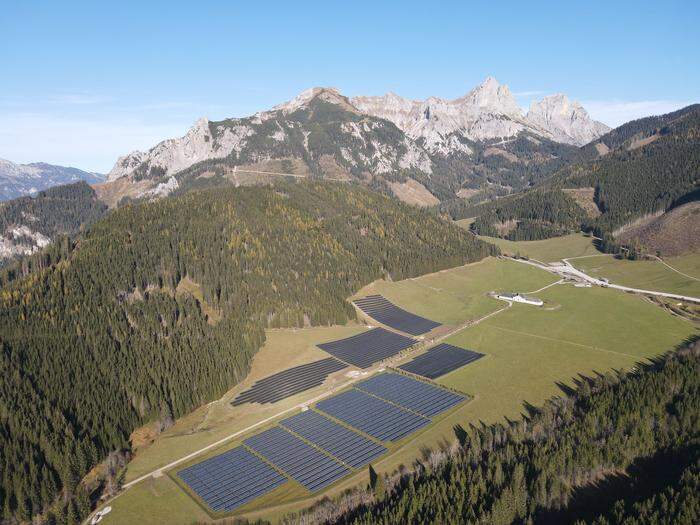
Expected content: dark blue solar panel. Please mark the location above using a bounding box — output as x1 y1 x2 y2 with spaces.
280 410 387 468
399 343 484 379
232 357 346 405
317 328 416 368
353 295 441 335
316 389 429 442
244 427 349 492
177 446 286 512
355 372 465 417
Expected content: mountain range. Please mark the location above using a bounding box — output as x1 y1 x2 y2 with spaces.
0 158 104 201
100 78 609 207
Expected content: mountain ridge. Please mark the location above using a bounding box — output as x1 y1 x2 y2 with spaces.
102 78 608 206
0 158 104 200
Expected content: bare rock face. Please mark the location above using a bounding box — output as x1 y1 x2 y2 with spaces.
106 117 255 182
352 77 531 153
526 94 610 146
352 77 608 153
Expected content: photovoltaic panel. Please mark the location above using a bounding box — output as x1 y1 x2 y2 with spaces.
177 446 286 512
355 372 465 417
317 328 416 368
398 343 484 379
353 295 441 335
244 427 349 492
232 357 346 406
316 389 429 441
280 410 387 468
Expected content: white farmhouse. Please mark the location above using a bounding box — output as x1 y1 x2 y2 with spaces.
496 293 544 306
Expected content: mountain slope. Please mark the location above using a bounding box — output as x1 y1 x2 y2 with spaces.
0 182 107 266
0 158 104 200
99 79 607 206
554 104 700 233
0 180 496 523
455 104 700 244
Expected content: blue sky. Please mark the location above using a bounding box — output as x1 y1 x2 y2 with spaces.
2 0 698 172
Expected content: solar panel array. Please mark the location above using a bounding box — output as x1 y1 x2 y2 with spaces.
280 410 387 468
177 446 286 512
244 427 350 492
316 389 430 441
399 343 484 379
355 372 465 417
353 295 441 335
317 328 416 368
232 357 346 406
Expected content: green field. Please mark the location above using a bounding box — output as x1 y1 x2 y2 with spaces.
356 257 559 326
373 281 696 476
476 232 602 262
101 249 697 525
664 252 700 278
571 253 700 297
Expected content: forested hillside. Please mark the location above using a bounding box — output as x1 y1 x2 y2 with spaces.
557 104 700 234
291 340 700 525
444 105 700 245
443 189 587 241
0 182 107 266
0 181 495 523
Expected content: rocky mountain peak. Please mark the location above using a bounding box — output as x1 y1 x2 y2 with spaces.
272 86 356 113
456 76 523 117
526 94 610 146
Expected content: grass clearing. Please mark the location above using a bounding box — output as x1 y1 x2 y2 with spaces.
356 257 559 326
454 217 476 229
571 254 700 297
662 253 700 279
477 233 602 262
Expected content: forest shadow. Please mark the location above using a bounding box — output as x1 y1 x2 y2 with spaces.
536 444 698 524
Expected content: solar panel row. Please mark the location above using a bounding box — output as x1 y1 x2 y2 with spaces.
244 427 350 492
177 446 286 512
178 374 467 512
353 295 441 335
316 388 430 441
355 372 465 417
317 328 416 368
280 410 387 468
399 343 484 379
231 357 346 406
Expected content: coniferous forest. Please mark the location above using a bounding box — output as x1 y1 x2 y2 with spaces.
443 105 700 244
0 181 495 523
287 339 700 525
